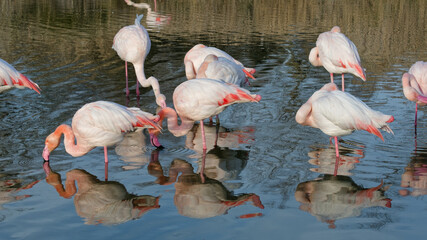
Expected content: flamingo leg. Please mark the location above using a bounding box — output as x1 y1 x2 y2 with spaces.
125 61 130 96
333 136 340 176
105 162 108 181
136 79 140 97
104 146 109 163
216 115 220 126
330 73 334 83
200 149 207 183
200 120 207 150
341 74 345 91
415 103 418 135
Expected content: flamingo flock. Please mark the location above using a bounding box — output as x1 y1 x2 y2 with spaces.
1 10 424 184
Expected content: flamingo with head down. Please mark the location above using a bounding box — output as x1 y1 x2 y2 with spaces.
184 44 256 81
113 14 166 108
0 58 41 94
402 61 427 132
148 78 261 150
42 101 161 165
309 26 366 91
296 83 394 160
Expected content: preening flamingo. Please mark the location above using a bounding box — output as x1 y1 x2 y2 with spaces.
402 61 427 132
148 79 261 150
42 101 161 164
0 58 41 94
184 44 256 81
112 14 166 108
295 83 394 160
196 54 254 86
309 26 366 91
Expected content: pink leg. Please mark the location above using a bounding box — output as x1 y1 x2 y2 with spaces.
330 73 334 83
125 61 130 96
415 103 418 135
341 74 345 91
104 146 109 163
136 80 140 97
200 120 207 150
334 136 340 176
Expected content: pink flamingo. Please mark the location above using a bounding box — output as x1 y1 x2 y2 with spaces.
0 58 41 94
148 79 261 150
112 14 166 108
43 101 161 164
309 26 366 91
196 54 254 86
184 44 256 81
295 83 394 161
402 61 427 132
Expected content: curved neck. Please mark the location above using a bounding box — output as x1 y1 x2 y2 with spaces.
54 125 94 157
133 63 148 86
158 107 195 137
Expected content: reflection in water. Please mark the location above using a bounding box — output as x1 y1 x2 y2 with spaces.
147 151 263 219
0 177 39 210
124 0 171 30
43 163 160 225
400 145 427 197
295 175 391 229
115 128 150 170
308 141 365 176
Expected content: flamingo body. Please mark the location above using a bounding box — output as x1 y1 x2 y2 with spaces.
150 79 261 149
402 61 427 105
0 58 41 94
184 44 255 80
296 83 393 140
309 26 366 90
196 54 248 86
43 101 160 162
112 14 166 108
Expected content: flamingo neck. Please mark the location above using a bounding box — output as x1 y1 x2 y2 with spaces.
54 125 94 157
133 63 148 86
157 107 195 137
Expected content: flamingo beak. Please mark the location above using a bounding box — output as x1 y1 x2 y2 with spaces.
42 145 50 161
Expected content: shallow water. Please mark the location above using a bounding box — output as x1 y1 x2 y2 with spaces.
0 0 426 239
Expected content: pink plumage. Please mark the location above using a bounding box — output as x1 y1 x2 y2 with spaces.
113 14 166 108
43 101 161 163
150 79 261 150
0 58 41 94
296 83 393 158
402 61 427 130
196 54 252 86
309 26 366 91
184 44 255 81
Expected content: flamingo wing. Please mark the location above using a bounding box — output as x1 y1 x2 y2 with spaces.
173 79 260 121
72 101 159 146
197 56 246 86
408 61 427 96
0 58 41 94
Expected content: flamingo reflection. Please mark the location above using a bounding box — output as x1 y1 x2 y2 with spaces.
295 175 391 229
308 141 364 176
115 128 150 170
0 177 39 210
123 0 171 29
43 163 160 225
147 152 263 219
400 145 427 197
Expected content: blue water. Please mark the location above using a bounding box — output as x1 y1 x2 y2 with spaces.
0 0 426 239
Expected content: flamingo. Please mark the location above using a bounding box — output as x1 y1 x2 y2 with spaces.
0 58 41 94
402 61 427 133
196 54 254 86
295 83 394 161
148 79 261 150
112 14 166 108
184 44 256 81
309 26 366 91
42 101 161 165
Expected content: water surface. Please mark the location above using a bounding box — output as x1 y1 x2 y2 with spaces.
0 0 426 239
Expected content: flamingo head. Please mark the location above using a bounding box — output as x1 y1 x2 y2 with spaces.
43 126 64 161
156 94 167 109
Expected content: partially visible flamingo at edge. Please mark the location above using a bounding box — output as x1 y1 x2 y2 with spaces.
402 61 427 134
0 58 41 94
